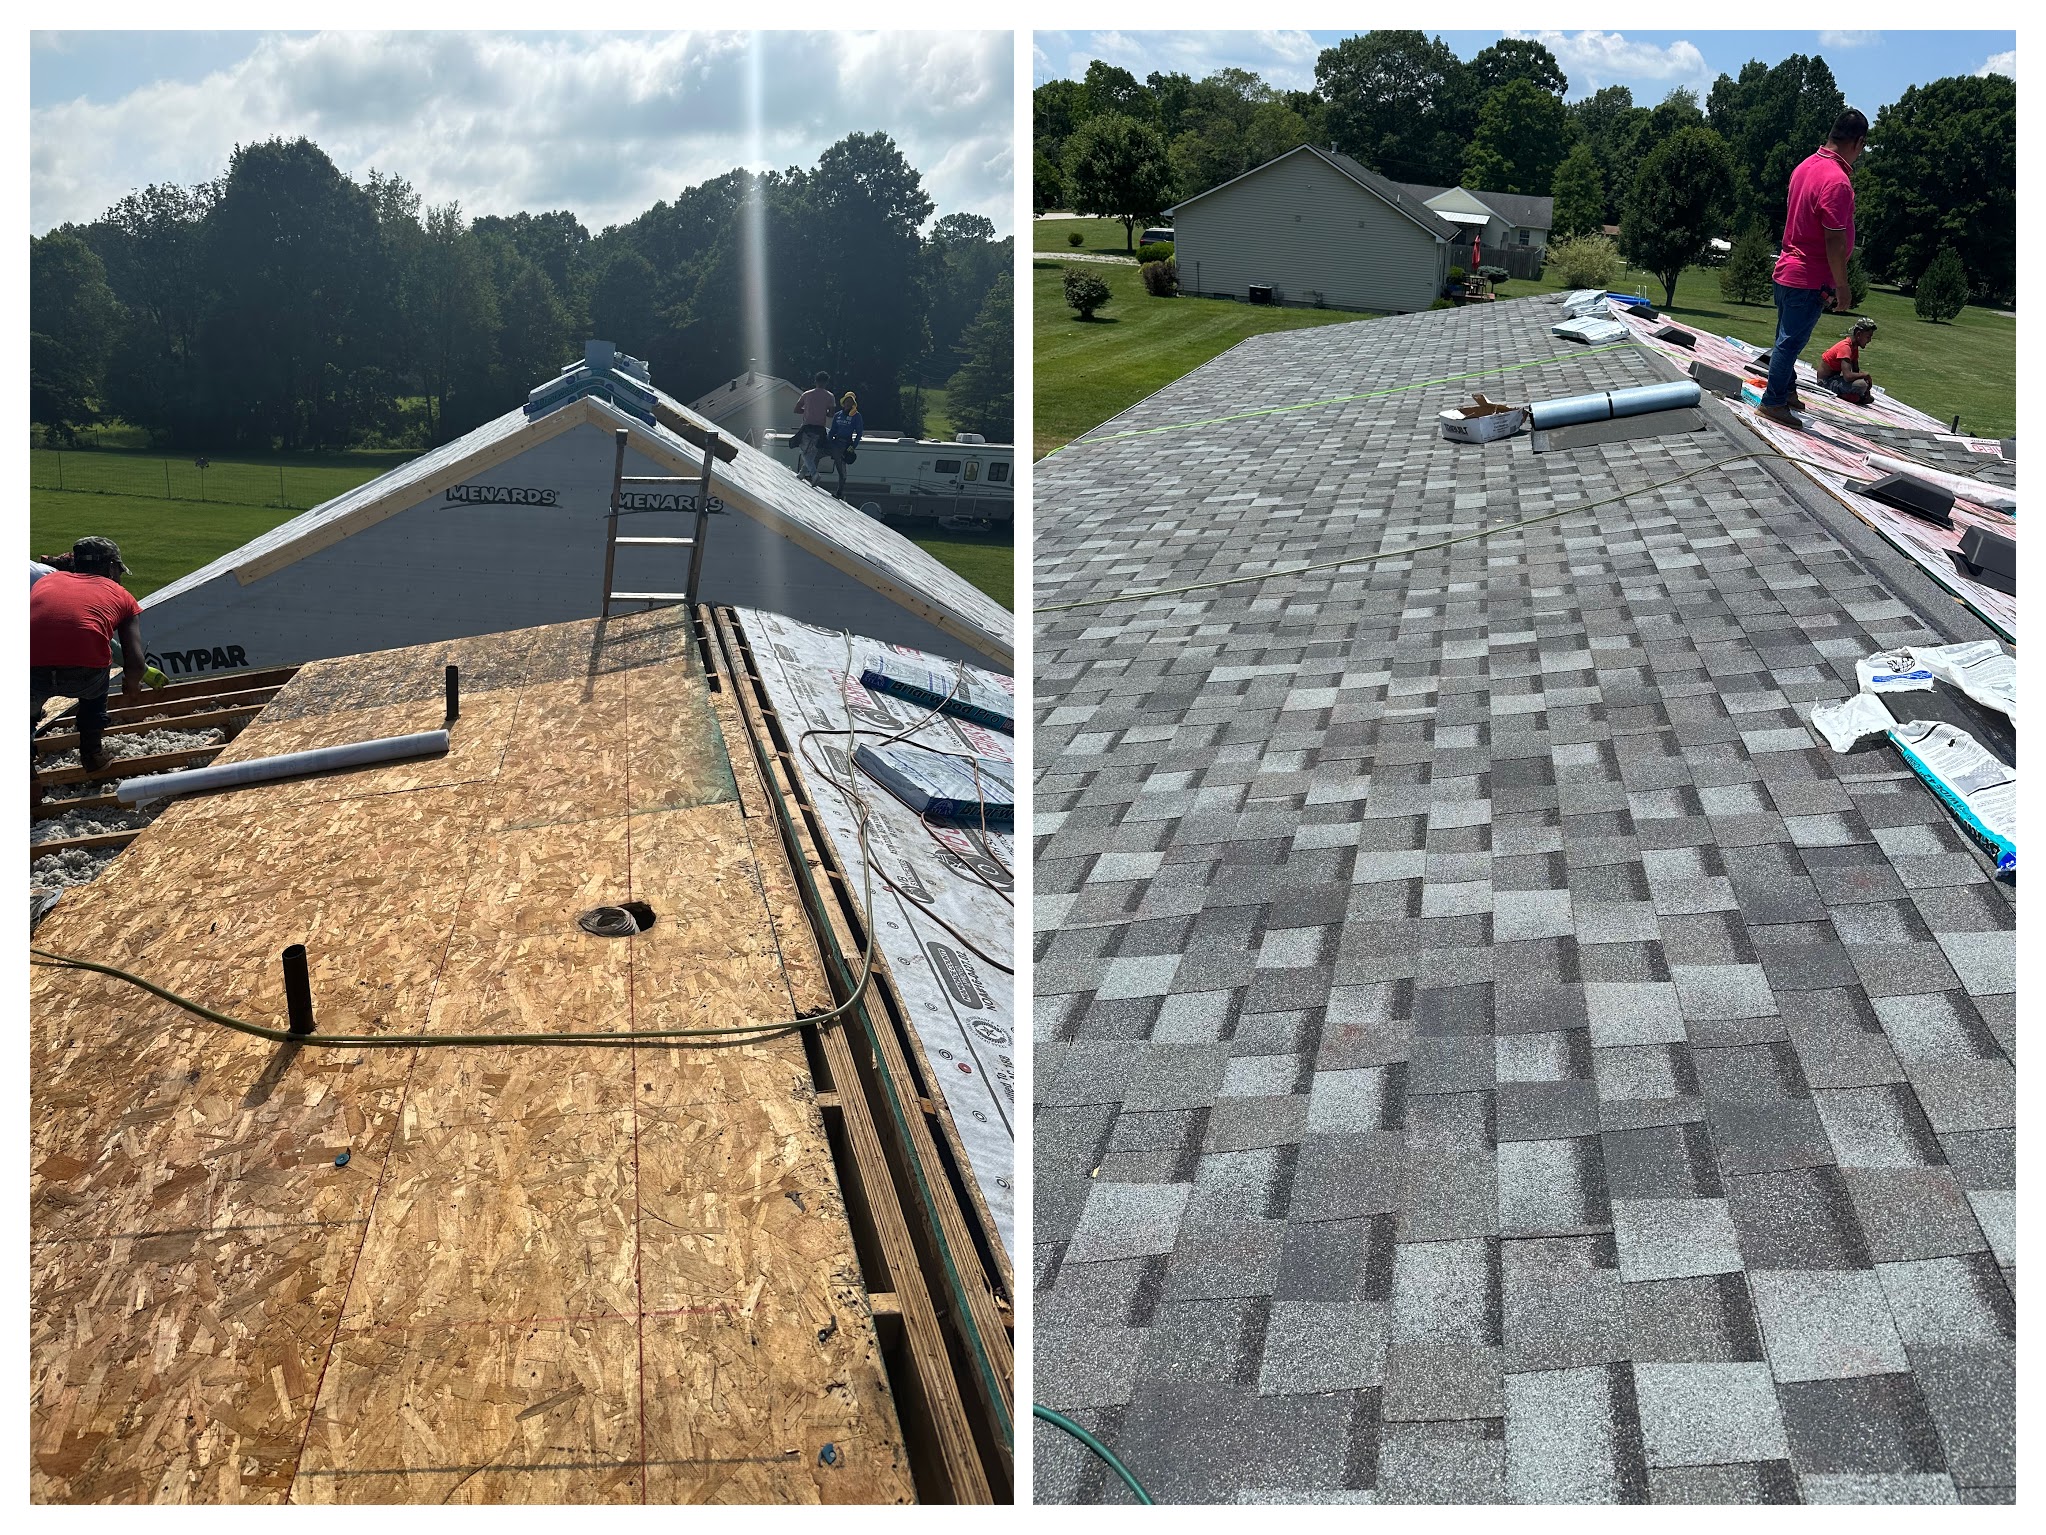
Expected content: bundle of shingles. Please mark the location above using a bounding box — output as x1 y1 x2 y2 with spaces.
1811 640 2016 874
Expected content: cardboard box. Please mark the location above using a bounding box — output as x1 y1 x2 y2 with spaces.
1438 392 1527 444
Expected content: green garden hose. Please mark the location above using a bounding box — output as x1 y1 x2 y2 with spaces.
1034 1404 1154 1504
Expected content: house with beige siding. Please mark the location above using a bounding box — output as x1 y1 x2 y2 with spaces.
1165 145 1459 314
1396 183 1555 256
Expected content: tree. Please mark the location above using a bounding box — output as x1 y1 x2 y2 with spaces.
946 269 1012 443
1169 119 1245 202
1315 31 1469 184
1462 79 1575 196
1621 125 1736 308
493 257 572 404
1467 38 1567 99
1706 54 1844 238
1083 61 1150 121
1845 250 1869 310
1719 226 1774 305
1245 101 1315 170
200 136 388 449
1062 113 1175 251
409 202 500 439
1034 150 1065 215
1914 245 1968 323
31 230 124 440
1569 84 1646 226
1033 78 1089 167
1635 88 1706 162
1063 268 1111 320
1550 144 1606 240
1858 74 2015 307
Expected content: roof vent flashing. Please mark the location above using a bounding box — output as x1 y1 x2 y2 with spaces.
526 338 657 425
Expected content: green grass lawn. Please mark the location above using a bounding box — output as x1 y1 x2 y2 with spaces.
1033 258 1368 457
31 489 309 599
903 525 1013 609
1513 263 2015 438
918 386 955 441
1033 215 1146 258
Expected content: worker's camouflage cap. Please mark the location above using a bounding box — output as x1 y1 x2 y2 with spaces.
71 536 127 574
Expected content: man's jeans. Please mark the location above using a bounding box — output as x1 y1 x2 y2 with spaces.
1763 282 1828 409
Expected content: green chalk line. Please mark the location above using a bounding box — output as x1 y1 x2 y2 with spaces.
1063 342 1635 449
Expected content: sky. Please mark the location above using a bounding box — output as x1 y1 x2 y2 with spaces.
30 30 1014 237
1032 30 2016 114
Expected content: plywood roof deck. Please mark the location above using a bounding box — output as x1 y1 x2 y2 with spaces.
29 609 914 1503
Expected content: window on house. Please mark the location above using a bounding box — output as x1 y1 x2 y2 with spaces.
1519 229 1530 246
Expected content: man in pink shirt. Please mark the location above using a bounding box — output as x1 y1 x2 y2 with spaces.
1759 108 1869 427
792 370 837 482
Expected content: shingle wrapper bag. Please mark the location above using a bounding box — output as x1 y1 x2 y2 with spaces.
860 654 1016 734
1813 640 2016 873
853 742 1014 832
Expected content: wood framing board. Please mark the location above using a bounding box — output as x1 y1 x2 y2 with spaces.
730 608 1015 1269
29 610 912 1504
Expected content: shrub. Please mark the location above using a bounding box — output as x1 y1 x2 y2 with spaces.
1064 268 1113 320
1066 230 1085 247
1448 266 1467 282
1718 227 1773 305
1914 245 1967 323
1137 240 1174 265
1477 265 1509 284
1140 256 1178 297
1846 250 1870 310
1545 232 1621 290
1429 298 1458 310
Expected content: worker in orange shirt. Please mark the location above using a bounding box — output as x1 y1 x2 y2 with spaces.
1816 317 1877 404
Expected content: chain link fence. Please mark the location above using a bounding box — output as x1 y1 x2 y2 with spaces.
30 449 391 511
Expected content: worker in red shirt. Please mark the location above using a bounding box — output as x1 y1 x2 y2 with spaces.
1816 317 1877 404
30 537 146 774
1759 108 1869 428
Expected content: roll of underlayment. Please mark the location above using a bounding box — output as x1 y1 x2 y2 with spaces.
116 730 451 805
1528 380 1703 431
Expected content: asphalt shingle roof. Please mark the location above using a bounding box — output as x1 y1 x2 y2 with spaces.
1031 298 2015 1505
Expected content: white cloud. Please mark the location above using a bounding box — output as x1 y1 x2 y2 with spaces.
1509 30 1713 98
1978 49 2016 79
1818 32 1881 49
30 30 1013 236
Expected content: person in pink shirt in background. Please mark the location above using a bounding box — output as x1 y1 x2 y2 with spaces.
1759 108 1869 427
792 370 837 482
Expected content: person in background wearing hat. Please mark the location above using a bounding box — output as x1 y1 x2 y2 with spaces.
30 537 147 774
824 391 864 500
1816 317 1878 404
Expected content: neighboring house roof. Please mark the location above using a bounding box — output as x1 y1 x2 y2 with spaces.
686 370 798 421
1168 144 1462 242
1397 181 1556 231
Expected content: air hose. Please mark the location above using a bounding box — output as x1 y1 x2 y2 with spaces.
1033 1405 1154 1505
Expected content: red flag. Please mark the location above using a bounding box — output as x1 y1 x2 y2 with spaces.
1472 235 1481 271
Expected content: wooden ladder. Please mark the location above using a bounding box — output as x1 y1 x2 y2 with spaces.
600 425 724 618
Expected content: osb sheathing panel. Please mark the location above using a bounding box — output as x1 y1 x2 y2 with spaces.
30 613 909 1504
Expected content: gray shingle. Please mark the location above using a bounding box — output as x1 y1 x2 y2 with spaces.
1032 294 2014 1505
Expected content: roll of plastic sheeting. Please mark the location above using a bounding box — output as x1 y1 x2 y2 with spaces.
1864 453 2017 513
1608 380 1702 419
117 730 451 805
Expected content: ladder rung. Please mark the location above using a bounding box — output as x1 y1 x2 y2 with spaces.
608 592 689 601
615 536 695 546
619 476 695 485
